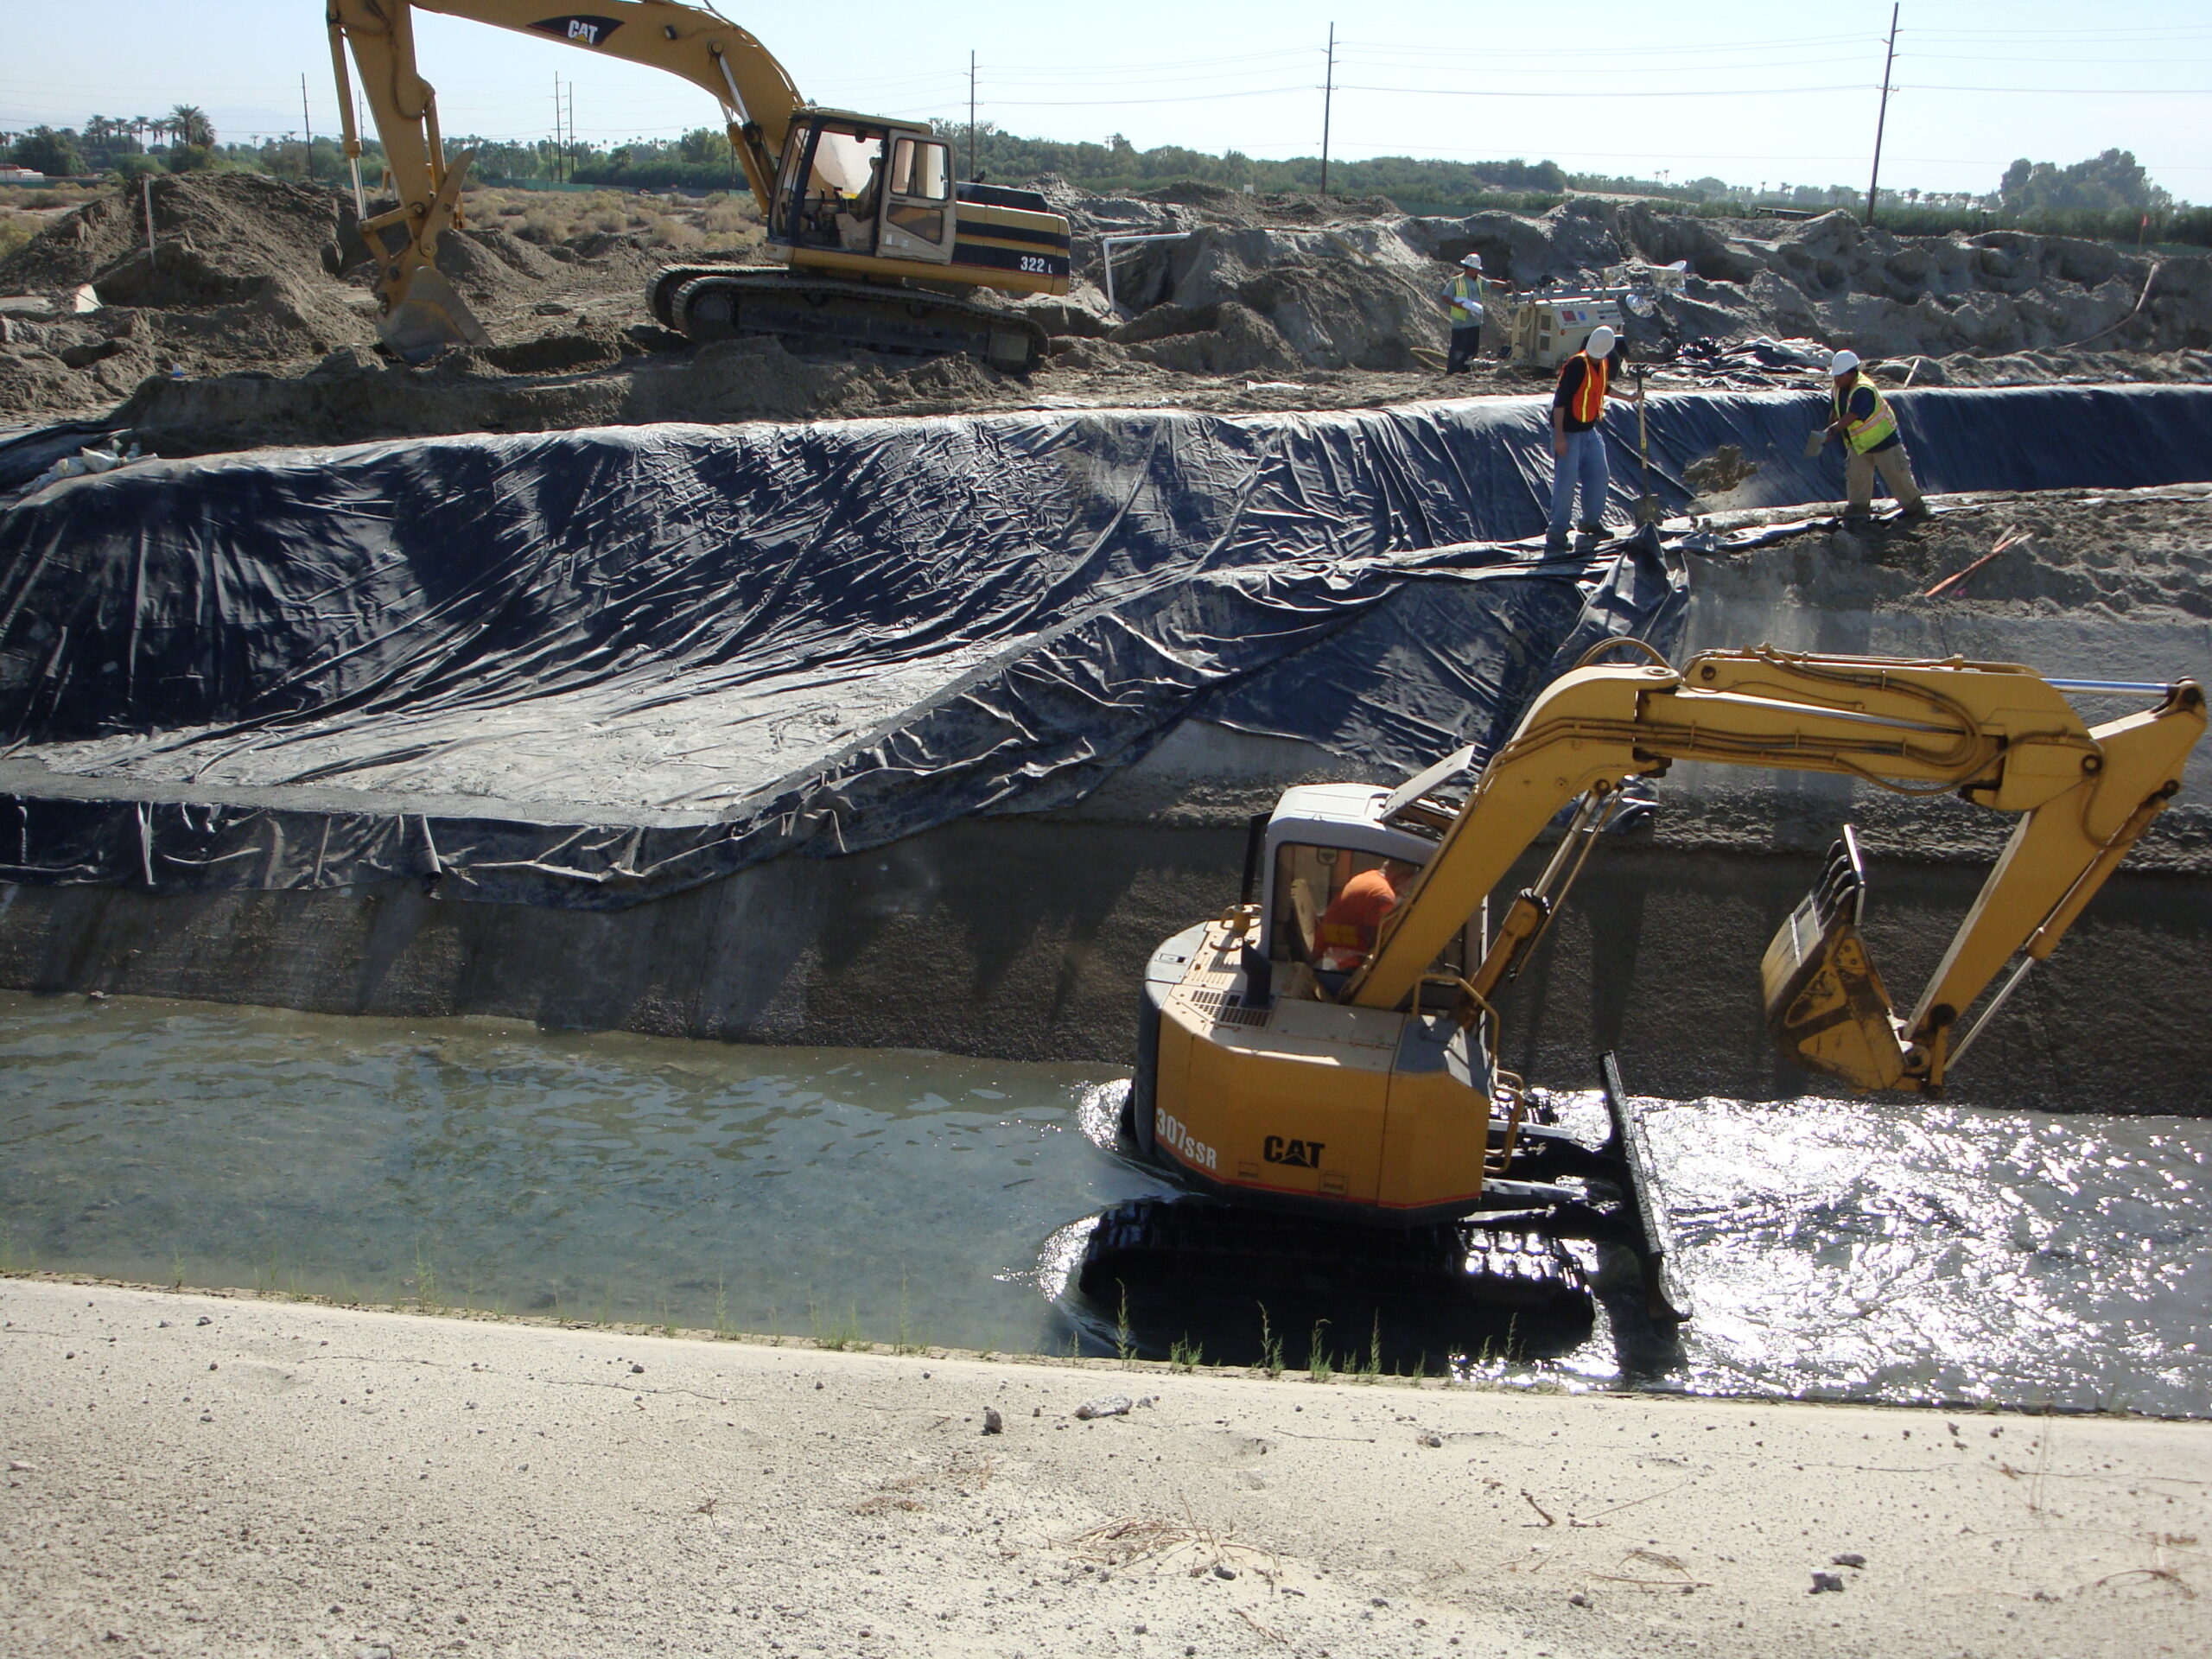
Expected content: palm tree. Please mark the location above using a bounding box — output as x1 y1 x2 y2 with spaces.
168 105 214 149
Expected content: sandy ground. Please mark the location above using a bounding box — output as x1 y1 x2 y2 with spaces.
3 1279 2206 1658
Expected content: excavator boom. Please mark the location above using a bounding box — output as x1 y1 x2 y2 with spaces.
1348 647 2205 1091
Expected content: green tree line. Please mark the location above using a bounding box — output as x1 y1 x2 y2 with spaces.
9 110 2201 248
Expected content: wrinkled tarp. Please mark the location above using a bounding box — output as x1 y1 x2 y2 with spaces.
1662 335 1834 389
0 420 117 496
2 384 2207 909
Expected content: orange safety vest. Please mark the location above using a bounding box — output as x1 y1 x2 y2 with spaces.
1569 350 1610 425
1317 868 1397 962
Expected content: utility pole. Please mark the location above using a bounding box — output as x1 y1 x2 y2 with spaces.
301 73 314 176
566 79 577 182
1319 22 1335 197
1866 2 1898 226
968 50 977 181
553 76 563 181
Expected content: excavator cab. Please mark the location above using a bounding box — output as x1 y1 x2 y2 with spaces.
770 112 956 267
1249 783 1478 1006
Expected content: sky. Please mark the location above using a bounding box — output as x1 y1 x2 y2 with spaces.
2 1 2207 200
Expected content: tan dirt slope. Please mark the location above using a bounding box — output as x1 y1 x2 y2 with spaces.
2 174 2208 455
3 1279 2207 1659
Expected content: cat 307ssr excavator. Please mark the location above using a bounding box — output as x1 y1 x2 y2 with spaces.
1090 647 2203 1343
327 1 1073 368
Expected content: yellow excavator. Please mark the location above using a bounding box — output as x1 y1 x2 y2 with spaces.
1090 648 2202 1337
327 1 1073 368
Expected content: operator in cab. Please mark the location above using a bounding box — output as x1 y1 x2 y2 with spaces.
1547 324 1641 552
1817 348 1929 524
1315 859 1416 974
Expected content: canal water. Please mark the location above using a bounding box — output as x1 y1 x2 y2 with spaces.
3 990 2205 1415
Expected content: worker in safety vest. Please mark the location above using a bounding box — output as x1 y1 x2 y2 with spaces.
1547 325 1640 551
1816 348 1929 523
1442 252 1491 373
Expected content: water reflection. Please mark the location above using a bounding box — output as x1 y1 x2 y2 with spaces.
1 992 2204 1414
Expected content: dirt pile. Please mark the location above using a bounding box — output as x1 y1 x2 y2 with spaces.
112 330 1025 451
0 173 376 422
1083 191 2210 377
6 174 2209 454
0 175 740 430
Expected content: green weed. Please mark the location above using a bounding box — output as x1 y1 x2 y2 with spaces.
411 1243 442 1314
1306 1319 1334 1383
1114 1281 1135 1365
1167 1335 1204 1373
810 1298 865 1351
1356 1312 1382 1382
714 1276 734 1341
893 1274 926 1355
1256 1302 1284 1378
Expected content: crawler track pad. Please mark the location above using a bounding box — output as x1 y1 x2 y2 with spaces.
1073 1197 1593 1368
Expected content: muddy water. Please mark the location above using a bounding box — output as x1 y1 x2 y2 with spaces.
3 991 2206 1415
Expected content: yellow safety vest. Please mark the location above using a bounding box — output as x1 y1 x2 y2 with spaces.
1833 372 1899 454
1448 273 1484 327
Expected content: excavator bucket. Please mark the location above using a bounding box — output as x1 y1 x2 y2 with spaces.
377 267 492 365
1760 827 1911 1090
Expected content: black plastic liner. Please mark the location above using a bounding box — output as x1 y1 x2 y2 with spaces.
2 385 2207 908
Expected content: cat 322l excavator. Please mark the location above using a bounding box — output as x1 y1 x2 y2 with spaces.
1090 647 2203 1344
327 1 1072 367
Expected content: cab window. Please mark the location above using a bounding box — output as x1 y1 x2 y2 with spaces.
889 138 950 200
1268 842 1467 979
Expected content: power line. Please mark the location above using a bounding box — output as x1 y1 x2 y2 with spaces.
1336 82 1872 99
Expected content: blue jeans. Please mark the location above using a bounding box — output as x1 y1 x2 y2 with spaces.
1548 428 1610 542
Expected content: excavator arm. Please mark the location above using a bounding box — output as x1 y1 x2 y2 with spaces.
328 0 801 358
1345 647 2205 1093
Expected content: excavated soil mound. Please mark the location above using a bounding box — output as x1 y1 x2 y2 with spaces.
110 331 1023 452
5 174 2210 453
0 173 374 422
0 172 346 295
1090 194 2210 374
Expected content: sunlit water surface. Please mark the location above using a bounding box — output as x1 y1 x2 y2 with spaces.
2 992 2205 1414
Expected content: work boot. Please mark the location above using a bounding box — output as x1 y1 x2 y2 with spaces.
1902 501 1933 521
1542 533 1570 553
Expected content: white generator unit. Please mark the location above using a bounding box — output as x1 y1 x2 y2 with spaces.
1505 291 1629 369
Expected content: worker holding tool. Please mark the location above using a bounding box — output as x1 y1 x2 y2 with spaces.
1812 348 1929 524
1548 325 1641 551
1442 253 1489 373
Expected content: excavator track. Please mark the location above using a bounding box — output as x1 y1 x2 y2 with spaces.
1074 1197 1595 1364
650 263 1048 374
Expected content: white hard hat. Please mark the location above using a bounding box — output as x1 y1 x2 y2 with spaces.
1586 325 1616 357
1459 252 1483 270
1829 348 1861 375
